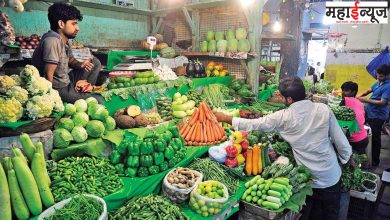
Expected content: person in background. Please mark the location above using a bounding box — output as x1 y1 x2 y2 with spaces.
340 81 368 154
32 2 102 103
357 64 390 166
214 76 353 220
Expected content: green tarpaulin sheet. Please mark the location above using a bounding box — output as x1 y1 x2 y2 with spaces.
103 76 233 115
338 119 360 135
106 50 158 70
0 111 64 130
258 89 277 101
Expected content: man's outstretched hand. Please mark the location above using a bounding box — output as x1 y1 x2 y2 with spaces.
214 112 233 124
75 80 93 92
80 58 94 72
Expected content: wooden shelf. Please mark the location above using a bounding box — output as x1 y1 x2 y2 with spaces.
40 0 152 16
181 51 256 60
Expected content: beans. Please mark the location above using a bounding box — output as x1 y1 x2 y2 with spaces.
48 157 123 202
110 195 187 220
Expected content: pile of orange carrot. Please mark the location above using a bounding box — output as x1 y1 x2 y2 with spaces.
179 102 227 146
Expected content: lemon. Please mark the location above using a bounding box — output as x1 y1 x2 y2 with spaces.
198 199 206 206
202 212 209 217
205 186 212 193
201 206 208 212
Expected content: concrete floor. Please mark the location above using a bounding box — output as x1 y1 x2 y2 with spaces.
371 134 390 220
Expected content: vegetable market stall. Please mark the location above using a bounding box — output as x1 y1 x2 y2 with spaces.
101 76 233 115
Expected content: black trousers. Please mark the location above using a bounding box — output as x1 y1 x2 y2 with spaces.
300 180 341 220
350 137 369 155
57 57 103 104
367 118 385 165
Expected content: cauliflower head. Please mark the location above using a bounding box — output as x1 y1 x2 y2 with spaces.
10 75 22 86
0 75 17 94
20 65 40 84
48 89 65 112
26 95 54 119
0 97 23 123
26 77 52 96
6 86 29 105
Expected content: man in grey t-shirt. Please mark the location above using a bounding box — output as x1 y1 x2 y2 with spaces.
32 2 102 103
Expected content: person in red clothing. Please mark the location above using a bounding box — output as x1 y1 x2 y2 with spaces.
340 81 368 154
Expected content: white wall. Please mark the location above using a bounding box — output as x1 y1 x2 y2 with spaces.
330 24 390 50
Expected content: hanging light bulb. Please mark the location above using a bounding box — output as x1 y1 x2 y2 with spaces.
273 20 282 33
240 0 254 7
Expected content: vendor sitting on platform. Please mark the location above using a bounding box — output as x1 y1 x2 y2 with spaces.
32 2 102 104
340 81 368 154
214 76 353 220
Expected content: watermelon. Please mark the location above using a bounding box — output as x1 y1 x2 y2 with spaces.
217 40 228 52
227 39 238 52
206 31 215 41
215 31 224 41
226 29 235 40
236 28 248 40
238 39 251 52
200 41 208 52
208 40 216 52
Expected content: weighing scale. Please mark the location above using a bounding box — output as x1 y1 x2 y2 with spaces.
113 36 157 71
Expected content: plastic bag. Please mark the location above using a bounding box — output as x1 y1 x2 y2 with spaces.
366 46 390 79
189 181 229 216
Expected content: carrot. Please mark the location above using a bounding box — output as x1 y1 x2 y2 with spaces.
199 106 205 123
194 122 202 142
179 123 188 134
189 108 200 126
202 122 208 143
207 120 215 142
181 124 191 139
190 122 199 142
211 122 222 140
199 122 205 143
246 148 253 176
185 125 196 141
252 145 260 175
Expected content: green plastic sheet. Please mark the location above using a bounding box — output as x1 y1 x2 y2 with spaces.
106 50 158 70
103 76 233 115
104 146 210 211
337 119 360 135
0 111 64 130
258 89 277 101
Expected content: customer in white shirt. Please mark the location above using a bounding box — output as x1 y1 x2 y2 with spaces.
215 76 353 220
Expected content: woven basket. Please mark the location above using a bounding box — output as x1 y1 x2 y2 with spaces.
0 117 59 137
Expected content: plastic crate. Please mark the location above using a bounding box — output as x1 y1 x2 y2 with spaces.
347 197 375 220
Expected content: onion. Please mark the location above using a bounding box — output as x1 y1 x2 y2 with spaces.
26 45 33 49
21 41 27 46
16 36 23 42
29 41 36 46
24 37 31 42
30 34 39 39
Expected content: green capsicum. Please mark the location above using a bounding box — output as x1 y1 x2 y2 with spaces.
114 163 125 175
168 157 178 168
148 165 160 175
140 155 153 167
171 138 183 151
137 167 149 177
144 131 157 139
117 142 128 155
168 126 180 138
153 152 164 165
154 140 166 152
125 167 137 178
128 142 140 156
126 156 139 168
159 161 169 171
162 131 173 143
109 150 122 164
164 146 174 160
140 141 153 155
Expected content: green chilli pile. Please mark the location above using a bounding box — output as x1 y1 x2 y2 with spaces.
110 195 187 220
48 157 123 201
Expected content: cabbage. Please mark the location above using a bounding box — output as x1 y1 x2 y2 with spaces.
86 120 105 138
227 39 238 52
208 40 216 52
215 31 224 41
217 40 228 52
53 128 73 149
90 105 109 121
236 28 247 40
238 39 251 52
206 31 214 41
86 97 98 108
73 112 89 127
200 41 208 52
104 116 116 131
55 118 74 131
71 126 88 143
226 30 235 40
74 99 88 112
64 103 77 116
